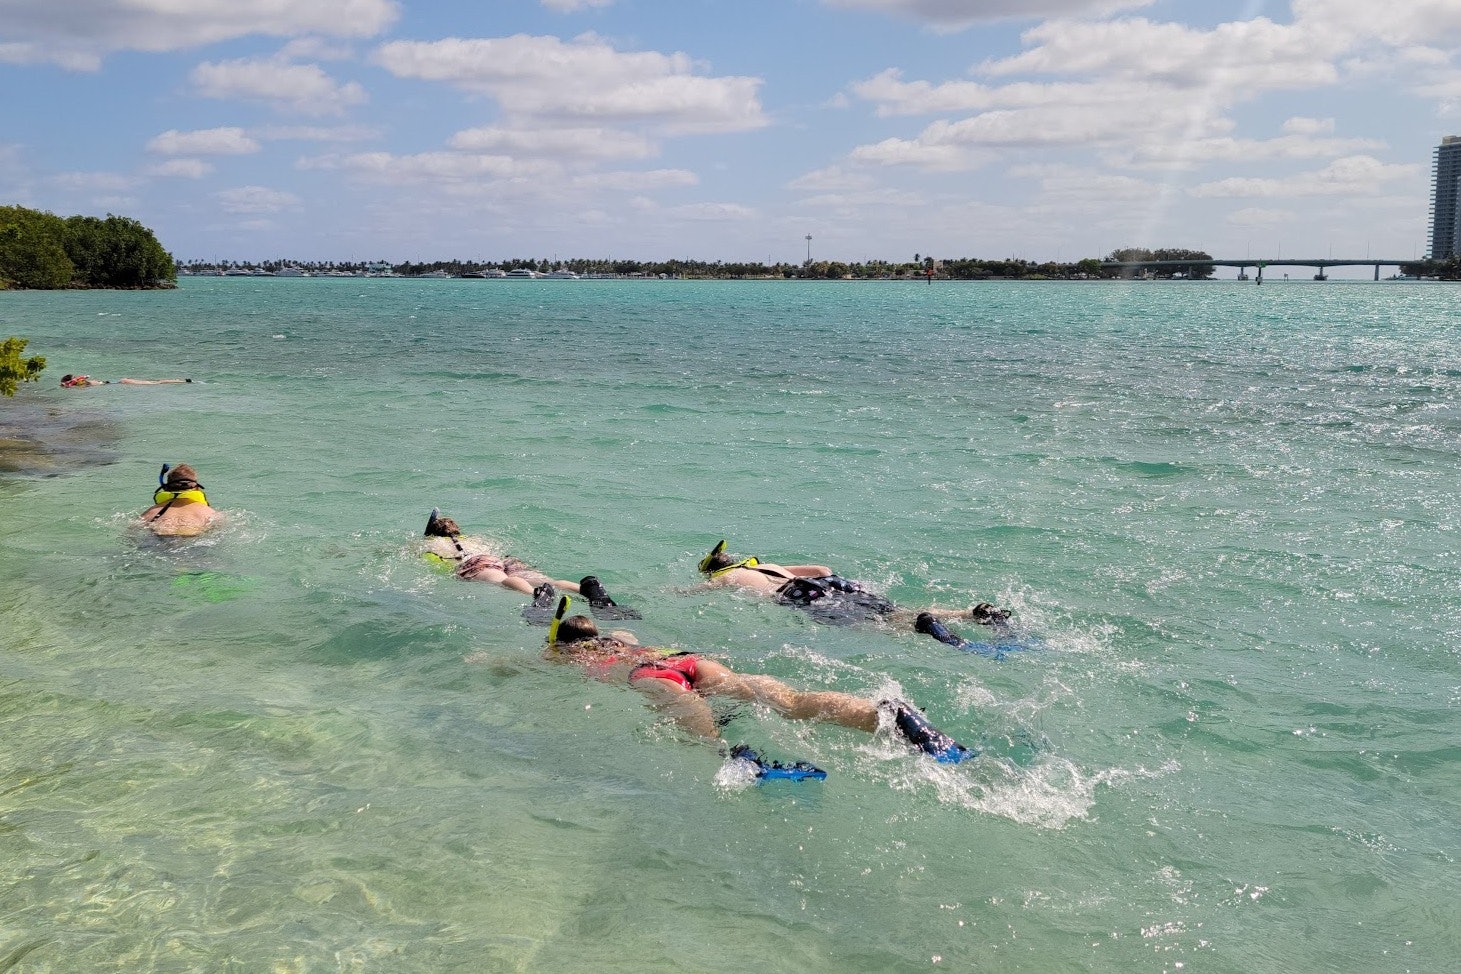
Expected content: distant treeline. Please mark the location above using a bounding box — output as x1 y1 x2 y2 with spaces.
179 247 1220 281
0 205 175 290
1399 256 1461 280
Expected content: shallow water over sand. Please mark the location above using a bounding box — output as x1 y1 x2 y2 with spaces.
1 278 1457 972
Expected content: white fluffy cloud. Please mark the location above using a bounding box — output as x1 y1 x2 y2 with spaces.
190 58 368 116
147 128 261 156
215 185 303 214
449 126 657 162
840 3 1459 175
822 0 1151 29
0 0 399 70
299 151 550 187
1190 156 1421 199
372 34 766 133
146 159 215 179
541 0 614 10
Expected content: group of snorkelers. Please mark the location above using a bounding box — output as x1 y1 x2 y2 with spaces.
139 463 1014 782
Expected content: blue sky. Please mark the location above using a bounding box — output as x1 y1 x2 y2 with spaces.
3 0 1458 267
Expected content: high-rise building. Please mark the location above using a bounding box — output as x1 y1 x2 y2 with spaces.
1429 136 1461 260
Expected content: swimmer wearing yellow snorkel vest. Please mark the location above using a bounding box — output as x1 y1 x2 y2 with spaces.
140 463 219 536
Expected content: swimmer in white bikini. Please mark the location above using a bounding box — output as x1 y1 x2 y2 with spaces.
423 509 638 619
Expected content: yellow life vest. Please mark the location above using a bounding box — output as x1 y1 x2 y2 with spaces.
153 487 209 507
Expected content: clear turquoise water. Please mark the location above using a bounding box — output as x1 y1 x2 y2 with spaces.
1 278 1456 972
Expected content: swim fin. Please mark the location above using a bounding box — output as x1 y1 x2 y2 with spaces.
915 612 966 648
522 582 558 625
880 698 976 763
970 601 1012 625
915 613 1010 660
729 744 827 782
579 575 641 620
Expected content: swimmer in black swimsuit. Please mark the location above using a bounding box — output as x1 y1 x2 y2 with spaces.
545 601 974 764
697 539 1010 638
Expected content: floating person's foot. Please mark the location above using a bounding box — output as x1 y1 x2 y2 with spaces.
728 744 827 782
915 612 966 648
880 698 976 763
522 582 558 625
970 602 1011 625
579 575 641 620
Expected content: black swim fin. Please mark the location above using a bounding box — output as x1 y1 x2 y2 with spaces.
522 582 558 625
579 575 641 620
971 601 1012 626
880 698 976 764
915 612 1011 659
915 612 967 648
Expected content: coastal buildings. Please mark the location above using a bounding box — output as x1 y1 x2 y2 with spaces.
1429 136 1461 259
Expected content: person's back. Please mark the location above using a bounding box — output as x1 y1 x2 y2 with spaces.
141 463 218 536
698 542 831 594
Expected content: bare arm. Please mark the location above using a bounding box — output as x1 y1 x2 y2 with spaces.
782 563 834 577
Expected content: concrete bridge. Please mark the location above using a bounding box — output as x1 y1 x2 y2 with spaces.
1099 258 1415 281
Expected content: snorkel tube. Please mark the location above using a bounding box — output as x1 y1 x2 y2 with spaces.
698 540 760 578
697 540 727 574
547 595 571 643
152 463 209 507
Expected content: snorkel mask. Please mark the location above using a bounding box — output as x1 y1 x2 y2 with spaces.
698 540 728 574
698 539 759 577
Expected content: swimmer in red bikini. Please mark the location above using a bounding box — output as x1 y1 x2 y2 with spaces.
544 597 973 768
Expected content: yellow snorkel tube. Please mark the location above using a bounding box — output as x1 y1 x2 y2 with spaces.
699 540 760 578
547 595 571 643
698 540 727 574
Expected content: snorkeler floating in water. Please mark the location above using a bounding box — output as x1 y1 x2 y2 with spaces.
140 462 220 537
423 509 638 620
61 374 192 387
543 596 974 780
695 540 1010 644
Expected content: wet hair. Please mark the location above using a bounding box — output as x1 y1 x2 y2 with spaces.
556 615 600 643
703 550 738 572
424 511 462 537
163 463 202 490
61 374 75 383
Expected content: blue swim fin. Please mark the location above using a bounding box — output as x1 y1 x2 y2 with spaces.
729 744 827 782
